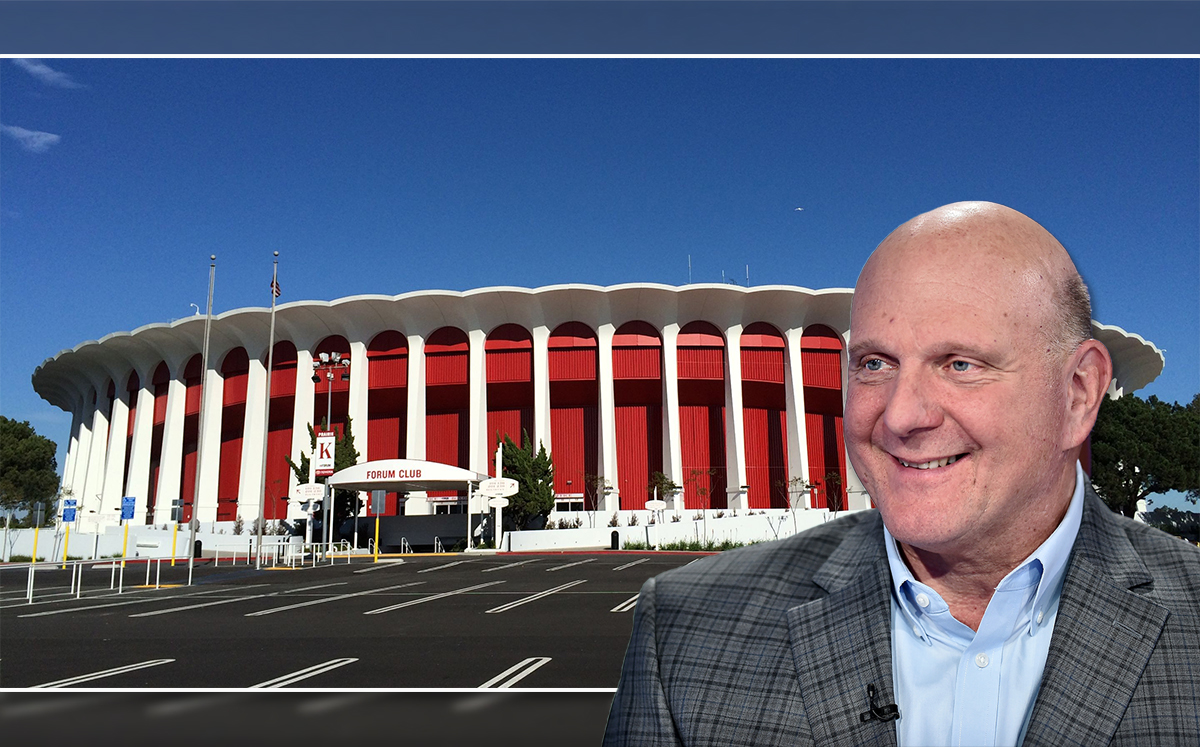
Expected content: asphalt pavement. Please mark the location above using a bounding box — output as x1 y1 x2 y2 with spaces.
0 551 703 690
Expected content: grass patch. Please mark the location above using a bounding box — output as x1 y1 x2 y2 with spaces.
621 539 757 552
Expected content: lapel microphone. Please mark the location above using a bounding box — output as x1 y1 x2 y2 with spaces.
859 683 900 723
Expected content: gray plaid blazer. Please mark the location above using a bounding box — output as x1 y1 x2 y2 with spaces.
604 485 1200 746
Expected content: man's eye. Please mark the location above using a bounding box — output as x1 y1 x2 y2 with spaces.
863 359 884 372
950 360 972 372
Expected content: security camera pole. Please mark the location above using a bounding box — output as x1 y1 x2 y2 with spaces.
187 255 216 586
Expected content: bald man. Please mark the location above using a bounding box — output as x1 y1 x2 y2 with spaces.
604 203 1200 747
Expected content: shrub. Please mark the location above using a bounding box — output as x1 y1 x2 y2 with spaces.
628 513 639 526
608 512 620 527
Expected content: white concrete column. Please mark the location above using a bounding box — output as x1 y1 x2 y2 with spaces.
348 340 369 462
154 375 187 525
532 325 552 453
237 356 268 526
125 379 157 521
661 324 683 503
81 397 110 530
61 400 87 497
287 349 316 520
597 323 618 511
468 328 488 475
784 327 812 509
99 388 130 519
194 366 225 523
840 329 867 510
405 334 428 514
724 325 748 511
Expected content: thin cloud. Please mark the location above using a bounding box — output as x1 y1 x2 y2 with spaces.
1 123 62 153
12 58 84 89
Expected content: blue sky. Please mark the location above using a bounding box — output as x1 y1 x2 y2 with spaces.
2 58 1196 508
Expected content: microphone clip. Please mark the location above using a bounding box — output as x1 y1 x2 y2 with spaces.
859 683 900 723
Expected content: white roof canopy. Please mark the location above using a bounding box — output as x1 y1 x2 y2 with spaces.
326 459 490 493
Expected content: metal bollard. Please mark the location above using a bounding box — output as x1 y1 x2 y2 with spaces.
155 558 162 589
145 558 152 586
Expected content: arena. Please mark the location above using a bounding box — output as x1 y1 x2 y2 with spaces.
31 283 1165 532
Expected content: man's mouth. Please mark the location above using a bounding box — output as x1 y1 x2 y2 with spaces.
896 454 966 470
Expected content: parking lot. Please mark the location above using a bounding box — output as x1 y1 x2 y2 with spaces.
0 551 701 689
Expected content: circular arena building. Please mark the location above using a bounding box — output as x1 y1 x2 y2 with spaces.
32 284 1165 532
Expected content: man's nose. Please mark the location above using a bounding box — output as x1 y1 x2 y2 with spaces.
881 368 943 436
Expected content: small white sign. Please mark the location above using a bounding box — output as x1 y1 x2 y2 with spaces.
488 497 510 508
314 430 336 477
478 477 519 498
645 499 667 511
296 483 325 499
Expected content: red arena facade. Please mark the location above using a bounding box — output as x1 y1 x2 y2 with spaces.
31 284 1165 531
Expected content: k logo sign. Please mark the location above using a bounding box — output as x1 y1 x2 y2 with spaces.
315 430 336 477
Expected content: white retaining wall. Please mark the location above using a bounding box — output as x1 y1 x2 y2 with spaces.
1 525 295 562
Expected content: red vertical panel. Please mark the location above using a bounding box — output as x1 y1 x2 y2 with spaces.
549 348 597 381
179 415 198 522
680 405 728 509
264 420 293 520
805 412 828 509
614 348 661 379
550 407 592 496
426 410 467 497
743 406 789 508
217 434 242 521
801 349 842 389
616 404 662 510
487 409 529 476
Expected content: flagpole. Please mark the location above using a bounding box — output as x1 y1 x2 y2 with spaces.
255 252 280 569
187 255 216 586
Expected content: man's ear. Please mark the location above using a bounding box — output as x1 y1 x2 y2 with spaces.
1063 339 1113 450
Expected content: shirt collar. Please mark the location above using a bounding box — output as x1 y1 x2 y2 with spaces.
883 460 1086 637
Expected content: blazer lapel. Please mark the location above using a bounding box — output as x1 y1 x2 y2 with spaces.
786 513 898 747
1022 487 1170 747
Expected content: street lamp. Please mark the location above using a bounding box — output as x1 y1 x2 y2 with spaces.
311 351 350 548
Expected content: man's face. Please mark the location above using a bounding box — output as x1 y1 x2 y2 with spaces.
844 234 1074 556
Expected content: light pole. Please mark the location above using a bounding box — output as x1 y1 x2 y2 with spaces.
311 351 350 548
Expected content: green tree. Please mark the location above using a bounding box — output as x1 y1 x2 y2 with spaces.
1142 506 1200 543
1090 393 1199 517
285 417 363 531
0 417 60 527
501 430 555 530
647 471 681 503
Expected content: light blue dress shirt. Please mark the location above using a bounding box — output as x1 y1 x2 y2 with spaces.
885 461 1085 747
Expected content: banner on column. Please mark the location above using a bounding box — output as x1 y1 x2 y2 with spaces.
315 430 336 477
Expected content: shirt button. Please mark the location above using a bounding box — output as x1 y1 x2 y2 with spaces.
1036 610 1045 625
975 653 990 668
915 593 930 608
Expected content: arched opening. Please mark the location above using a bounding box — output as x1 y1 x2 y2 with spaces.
801 325 847 510
613 321 663 511
741 323 789 509
179 355 203 524
367 330 408 515
147 362 170 521
425 327 469 504
312 335 352 436
486 324 534 476
677 321 727 509
263 341 297 521
121 371 139 509
217 348 249 522
549 322 599 511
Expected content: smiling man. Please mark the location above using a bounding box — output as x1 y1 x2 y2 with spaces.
604 203 1200 747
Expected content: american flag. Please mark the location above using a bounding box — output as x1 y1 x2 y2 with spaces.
271 278 281 298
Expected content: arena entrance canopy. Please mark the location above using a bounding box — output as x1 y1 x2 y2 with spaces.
326 459 490 493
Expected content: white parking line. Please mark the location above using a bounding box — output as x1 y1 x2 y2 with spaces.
612 558 648 571
479 657 552 688
249 658 358 689
31 659 175 688
481 558 540 573
129 593 275 617
17 585 268 618
285 582 349 593
610 594 640 613
247 582 425 616
353 560 406 573
363 581 505 614
546 558 596 572
417 560 476 573
484 580 587 614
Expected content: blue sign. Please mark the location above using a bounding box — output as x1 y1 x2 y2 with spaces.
62 498 77 508
63 508 77 523
120 496 136 521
